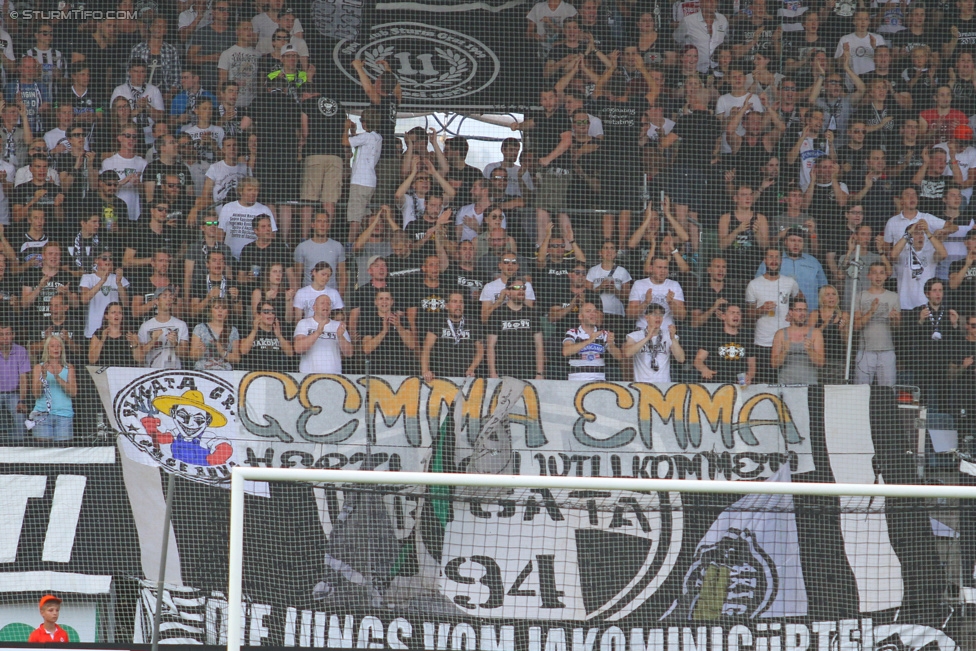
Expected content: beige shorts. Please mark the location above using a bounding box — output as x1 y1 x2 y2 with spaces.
302 154 344 204
346 183 375 223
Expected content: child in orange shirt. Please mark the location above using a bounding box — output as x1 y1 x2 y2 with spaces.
27 595 68 643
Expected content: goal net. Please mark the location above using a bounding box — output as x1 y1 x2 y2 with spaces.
214 379 967 651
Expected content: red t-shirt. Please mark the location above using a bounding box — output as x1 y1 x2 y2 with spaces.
27 624 68 643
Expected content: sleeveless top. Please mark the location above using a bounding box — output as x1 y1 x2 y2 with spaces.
33 366 73 417
778 327 819 385
819 311 846 363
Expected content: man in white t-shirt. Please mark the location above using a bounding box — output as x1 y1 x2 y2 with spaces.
218 177 277 258
190 136 250 226
834 10 885 77
110 60 165 145
745 247 801 382
623 303 685 382
101 126 148 221
346 107 383 243
715 68 765 154
526 0 577 41
136 286 189 369
292 261 344 320
79 250 129 338
627 255 686 330
479 255 536 322
889 218 947 309
882 186 949 254
293 294 351 373
455 179 505 242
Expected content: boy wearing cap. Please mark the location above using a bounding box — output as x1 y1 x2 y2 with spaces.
28 595 68 643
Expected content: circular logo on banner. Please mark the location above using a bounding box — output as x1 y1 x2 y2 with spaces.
113 370 239 484
333 22 500 101
318 97 339 117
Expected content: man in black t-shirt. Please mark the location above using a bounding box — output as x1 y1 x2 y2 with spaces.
443 240 488 313
421 292 483 380
123 201 180 275
402 255 451 334
21 241 78 324
143 137 193 203
12 156 66 233
238 214 291 288
520 88 573 247
442 137 484 203
693 304 757 384
89 171 131 235
690 257 738 328
27 292 84 364
300 89 347 226
402 192 452 263
949 229 976 315
487 277 544 380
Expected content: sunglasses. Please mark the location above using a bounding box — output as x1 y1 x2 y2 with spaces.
154 205 170 211
507 284 526 290
204 220 220 226
574 120 589 124
502 258 518 264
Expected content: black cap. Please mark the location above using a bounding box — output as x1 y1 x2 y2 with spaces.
784 226 806 239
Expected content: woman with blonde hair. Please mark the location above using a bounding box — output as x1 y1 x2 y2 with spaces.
29 335 77 442
812 284 850 383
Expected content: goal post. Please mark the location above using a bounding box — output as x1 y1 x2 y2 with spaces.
227 468 976 651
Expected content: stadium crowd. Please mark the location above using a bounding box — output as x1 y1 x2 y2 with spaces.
0 0 976 441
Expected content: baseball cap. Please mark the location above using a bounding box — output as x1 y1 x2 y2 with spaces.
784 226 806 239
367 255 386 267
153 286 174 299
280 44 298 56
281 7 296 15
39 595 61 608
954 125 974 141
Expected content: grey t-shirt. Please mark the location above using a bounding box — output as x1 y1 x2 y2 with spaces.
294 237 345 287
857 289 899 352
192 322 240 370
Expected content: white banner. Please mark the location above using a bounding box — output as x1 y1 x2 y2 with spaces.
92 369 814 486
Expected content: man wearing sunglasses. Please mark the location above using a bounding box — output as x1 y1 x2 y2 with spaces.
487 276 544 379
184 212 232 295
480 254 536 323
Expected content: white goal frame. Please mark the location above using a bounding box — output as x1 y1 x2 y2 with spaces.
227 467 976 651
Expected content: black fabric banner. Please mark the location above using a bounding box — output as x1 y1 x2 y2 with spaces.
304 0 541 109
